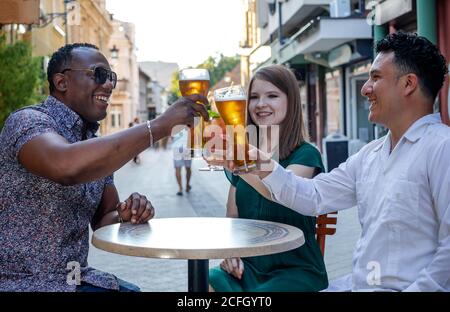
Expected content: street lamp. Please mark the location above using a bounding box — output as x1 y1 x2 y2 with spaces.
265 0 276 15
110 45 119 59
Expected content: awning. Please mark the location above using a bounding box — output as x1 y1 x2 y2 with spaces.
278 17 372 65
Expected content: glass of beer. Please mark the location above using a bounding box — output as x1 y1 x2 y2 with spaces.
179 68 210 158
214 85 256 172
200 112 226 171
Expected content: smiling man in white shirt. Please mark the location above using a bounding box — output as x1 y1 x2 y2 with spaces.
247 32 450 291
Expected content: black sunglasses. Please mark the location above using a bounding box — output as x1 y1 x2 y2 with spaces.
61 66 117 88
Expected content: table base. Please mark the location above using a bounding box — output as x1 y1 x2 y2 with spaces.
188 259 209 292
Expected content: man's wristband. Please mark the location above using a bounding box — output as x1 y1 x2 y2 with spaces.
146 120 154 147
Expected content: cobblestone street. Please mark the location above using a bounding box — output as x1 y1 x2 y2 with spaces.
88 147 361 291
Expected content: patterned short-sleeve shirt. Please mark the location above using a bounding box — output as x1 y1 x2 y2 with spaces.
0 96 119 291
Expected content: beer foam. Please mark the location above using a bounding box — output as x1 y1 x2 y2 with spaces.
179 68 210 81
215 95 246 101
214 85 246 101
179 77 209 81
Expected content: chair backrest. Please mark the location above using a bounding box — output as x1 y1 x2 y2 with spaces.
316 212 338 256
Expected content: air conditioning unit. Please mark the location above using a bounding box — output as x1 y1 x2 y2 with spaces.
330 0 351 18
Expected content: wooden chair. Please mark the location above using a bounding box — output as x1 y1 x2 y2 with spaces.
316 212 338 256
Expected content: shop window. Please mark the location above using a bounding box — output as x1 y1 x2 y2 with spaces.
325 70 342 135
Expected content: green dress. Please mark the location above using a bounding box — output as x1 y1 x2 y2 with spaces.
209 142 328 292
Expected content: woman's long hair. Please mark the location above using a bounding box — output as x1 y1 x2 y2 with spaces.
247 65 308 160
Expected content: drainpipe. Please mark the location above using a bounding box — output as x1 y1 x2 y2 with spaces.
373 24 388 57
278 0 284 46
417 0 437 44
371 0 388 58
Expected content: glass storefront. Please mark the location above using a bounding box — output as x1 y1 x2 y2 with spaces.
325 69 342 135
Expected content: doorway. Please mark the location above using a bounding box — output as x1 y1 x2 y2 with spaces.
351 77 375 143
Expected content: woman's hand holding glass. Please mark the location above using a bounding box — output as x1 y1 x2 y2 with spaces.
204 143 275 177
199 115 226 171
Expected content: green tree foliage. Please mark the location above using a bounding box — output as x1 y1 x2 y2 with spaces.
167 70 181 105
198 54 239 87
167 53 240 105
0 35 46 129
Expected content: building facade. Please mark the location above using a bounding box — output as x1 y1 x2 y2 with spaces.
138 68 152 122
67 0 112 54
30 0 66 57
1 0 142 135
104 19 139 135
0 0 113 64
241 0 372 152
139 61 178 118
241 0 449 160
1 0 67 59
138 67 169 123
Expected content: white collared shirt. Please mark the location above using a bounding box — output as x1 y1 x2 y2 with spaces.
262 113 450 291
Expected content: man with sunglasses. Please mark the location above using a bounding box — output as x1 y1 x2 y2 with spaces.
0 43 209 291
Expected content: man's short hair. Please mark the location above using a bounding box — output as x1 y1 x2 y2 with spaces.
375 31 448 101
47 43 99 93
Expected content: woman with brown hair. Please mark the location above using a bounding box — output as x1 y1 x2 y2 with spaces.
208 64 328 292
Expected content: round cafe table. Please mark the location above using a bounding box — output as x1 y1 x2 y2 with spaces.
92 217 304 292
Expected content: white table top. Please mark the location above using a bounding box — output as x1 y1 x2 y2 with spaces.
92 217 304 259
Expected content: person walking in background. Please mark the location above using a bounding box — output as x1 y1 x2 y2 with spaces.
172 128 192 196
